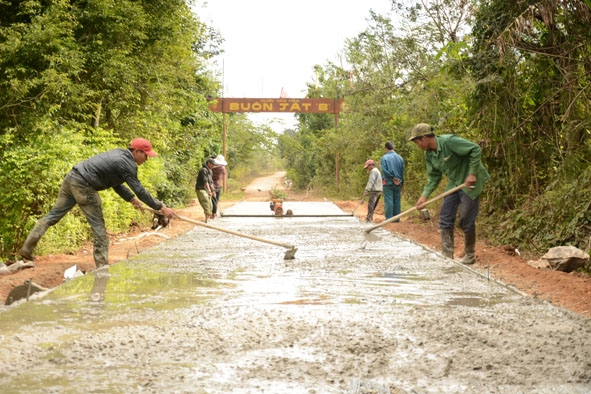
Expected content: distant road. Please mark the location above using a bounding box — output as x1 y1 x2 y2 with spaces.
242 171 286 201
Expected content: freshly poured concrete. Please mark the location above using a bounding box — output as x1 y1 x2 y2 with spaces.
1 202 590 393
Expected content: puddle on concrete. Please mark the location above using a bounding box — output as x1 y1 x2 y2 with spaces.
445 292 508 308
0 261 230 329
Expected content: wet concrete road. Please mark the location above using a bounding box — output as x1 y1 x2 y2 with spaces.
1 202 590 393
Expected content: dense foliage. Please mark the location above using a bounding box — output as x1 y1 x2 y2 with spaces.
0 0 225 257
279 0 591 256
469 0 591 252
0 0 291 260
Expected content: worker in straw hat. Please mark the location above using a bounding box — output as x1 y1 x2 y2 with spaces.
211 154 228 218
408 123 489 265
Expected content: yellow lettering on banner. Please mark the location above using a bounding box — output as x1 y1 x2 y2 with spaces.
212 98 342 113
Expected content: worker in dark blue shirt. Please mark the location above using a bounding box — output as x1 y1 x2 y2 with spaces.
380 141 405 220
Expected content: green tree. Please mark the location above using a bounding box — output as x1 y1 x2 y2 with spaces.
282 3 474 200
224 114 281 180
469 0 591 251
0 0 222 258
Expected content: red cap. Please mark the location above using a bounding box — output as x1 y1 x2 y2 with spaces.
130 138 157 157
364 159 375 168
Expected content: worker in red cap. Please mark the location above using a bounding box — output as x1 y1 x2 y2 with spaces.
363 159 383 222
19 138 175 268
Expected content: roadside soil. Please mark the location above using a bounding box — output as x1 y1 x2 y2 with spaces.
2 172 590 318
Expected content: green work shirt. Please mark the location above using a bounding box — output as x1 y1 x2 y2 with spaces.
422 134 490 200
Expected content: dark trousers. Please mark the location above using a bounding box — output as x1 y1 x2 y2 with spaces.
383 183 402 219
366 192 381 221
439 190 479 234
211 187 222 214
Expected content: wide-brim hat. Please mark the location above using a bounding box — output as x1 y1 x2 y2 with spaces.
213 155 227 166
408 123 434 141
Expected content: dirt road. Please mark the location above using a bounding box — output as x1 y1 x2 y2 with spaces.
242 170 287 201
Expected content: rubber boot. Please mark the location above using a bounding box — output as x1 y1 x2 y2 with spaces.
441 228 454 259
19 220 50 261
460 232 476 265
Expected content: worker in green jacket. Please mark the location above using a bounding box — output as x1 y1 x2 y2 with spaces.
408 123 490 264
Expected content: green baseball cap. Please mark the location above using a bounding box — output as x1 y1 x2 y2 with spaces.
408 123 434 141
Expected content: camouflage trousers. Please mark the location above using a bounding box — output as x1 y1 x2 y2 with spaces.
196 189 212 215
22 171 109 268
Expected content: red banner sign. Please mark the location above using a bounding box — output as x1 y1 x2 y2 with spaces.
208 98 344 114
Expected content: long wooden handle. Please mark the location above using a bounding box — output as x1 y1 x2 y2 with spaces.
146 208 295 250
365 183 468 233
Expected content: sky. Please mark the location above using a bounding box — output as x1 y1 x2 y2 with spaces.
194 0 394 130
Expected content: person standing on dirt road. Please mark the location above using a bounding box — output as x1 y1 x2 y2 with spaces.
363 159 383 222
380 141 405 220
211 154 227 218
409 123 490 265
19 138 176 268
195 158 216 222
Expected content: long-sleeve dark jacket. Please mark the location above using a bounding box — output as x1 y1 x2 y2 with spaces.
73 148 164 210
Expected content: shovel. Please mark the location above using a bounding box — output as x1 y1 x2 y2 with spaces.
145 208 297 260
363 183 468 242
